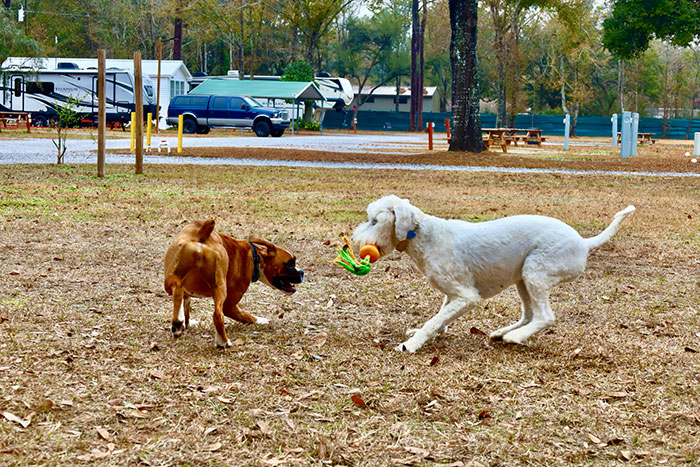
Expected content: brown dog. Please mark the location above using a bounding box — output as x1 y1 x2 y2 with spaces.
163 219 304 348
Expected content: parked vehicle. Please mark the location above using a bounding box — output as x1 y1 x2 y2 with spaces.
166 94 290 136
0 60 156 128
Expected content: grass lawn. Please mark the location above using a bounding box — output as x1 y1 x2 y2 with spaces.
0 160 698 465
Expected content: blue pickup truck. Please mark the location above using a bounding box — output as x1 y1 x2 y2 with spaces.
166 95 290 137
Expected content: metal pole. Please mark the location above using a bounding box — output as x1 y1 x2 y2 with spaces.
177 114 183 153
563 114 570 150
620 111 631 159
611 113 618 146
97 49 106 178
695 132 700 157
134 52 144 174
156 38 162 133
631 112 639 156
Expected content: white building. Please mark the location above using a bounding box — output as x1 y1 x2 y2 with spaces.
352 85 442 112
1 57 192 124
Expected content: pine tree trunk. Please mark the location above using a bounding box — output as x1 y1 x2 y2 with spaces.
410 0 419 131
448 0 485 152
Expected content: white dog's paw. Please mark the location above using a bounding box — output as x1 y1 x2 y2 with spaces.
394 339 421 353
502 329 529 345
255 316 269 325
489 329 506 341
405 328 420 337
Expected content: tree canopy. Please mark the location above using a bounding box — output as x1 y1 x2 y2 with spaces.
602 0 700 59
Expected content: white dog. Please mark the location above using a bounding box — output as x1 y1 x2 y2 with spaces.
351 195 636 353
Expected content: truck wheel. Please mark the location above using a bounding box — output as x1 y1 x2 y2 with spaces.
32 115 48 128
253 120 271 137
182 118 198 134
271 129 285 137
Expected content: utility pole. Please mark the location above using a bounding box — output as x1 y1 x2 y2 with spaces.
156 37 162 133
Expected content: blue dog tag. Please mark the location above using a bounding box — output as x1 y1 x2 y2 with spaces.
406 229 416 239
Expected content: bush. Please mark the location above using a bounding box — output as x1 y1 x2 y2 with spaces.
294 119 321 131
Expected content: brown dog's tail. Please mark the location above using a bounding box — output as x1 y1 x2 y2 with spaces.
197 219 215 242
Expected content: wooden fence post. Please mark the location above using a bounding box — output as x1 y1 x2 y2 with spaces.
134 52 144 174
97 49 106 178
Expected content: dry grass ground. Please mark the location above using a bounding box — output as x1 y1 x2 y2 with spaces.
0 144 699 465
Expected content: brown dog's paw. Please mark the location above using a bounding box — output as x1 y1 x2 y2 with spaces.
171 320 185 338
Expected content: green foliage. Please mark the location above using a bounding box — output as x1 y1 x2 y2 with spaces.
294 119 321 131
0 9 41 65
281 60 315 82
602 0 700 58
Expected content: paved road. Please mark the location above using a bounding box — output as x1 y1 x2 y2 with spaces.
1 134 697 178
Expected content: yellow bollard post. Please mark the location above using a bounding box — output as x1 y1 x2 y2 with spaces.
130 111 136 152
146 112 152 149
177 114 183 153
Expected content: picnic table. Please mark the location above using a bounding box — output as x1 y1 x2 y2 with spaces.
617 132 656 144
0 112 31 132
482 128 509 152
483 128 545 152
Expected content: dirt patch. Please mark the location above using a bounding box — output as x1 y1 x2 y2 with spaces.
0 163 699 465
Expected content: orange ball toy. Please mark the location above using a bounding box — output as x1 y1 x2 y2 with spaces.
359 244 380 263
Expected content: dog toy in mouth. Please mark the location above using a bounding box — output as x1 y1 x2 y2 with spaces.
334 236 371 276
359 244 380 263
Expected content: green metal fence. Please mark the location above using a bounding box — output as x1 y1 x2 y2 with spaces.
323 110 700 140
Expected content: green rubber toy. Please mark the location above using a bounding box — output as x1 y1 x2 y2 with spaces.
334 236 371 276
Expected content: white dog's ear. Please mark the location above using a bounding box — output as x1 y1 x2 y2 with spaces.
392 201 417 241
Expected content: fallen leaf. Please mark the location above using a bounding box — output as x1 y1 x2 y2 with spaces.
33 400 53 412
148 370 167 380
232 338 245 346
429 356 439 366
620 450 633 461
351 394 368 409
96 427 111 441
404 446 429 458
127 409 149 419
606 391 629 399
202 385 222 393
588 433 601 444
2 411 30 428
216 396 233 404
206 442 222 452
684 346 698 353
477 408 492 420
149 342 159 352
469 327 487 336
257 420 270 434
204 427 217 436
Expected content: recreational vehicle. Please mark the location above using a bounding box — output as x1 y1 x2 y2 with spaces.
0 59 156 127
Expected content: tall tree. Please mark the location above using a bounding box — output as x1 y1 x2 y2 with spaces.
602 0 700 59
448 0 484 152
0 8 41 66
409 0 426 131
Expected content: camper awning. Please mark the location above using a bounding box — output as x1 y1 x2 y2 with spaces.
188 78 324 101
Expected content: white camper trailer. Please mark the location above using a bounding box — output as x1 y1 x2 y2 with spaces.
1 59 156 128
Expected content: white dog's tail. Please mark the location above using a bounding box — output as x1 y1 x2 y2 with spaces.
585 205 636 250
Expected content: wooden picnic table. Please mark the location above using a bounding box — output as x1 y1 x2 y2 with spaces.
483 128 545 151
482 128 509 152
0 112 31 132
617 132 656 144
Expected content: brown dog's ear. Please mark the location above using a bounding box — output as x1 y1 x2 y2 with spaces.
249 237 276 256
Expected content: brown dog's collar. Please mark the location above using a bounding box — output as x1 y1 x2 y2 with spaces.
249 242 261 283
